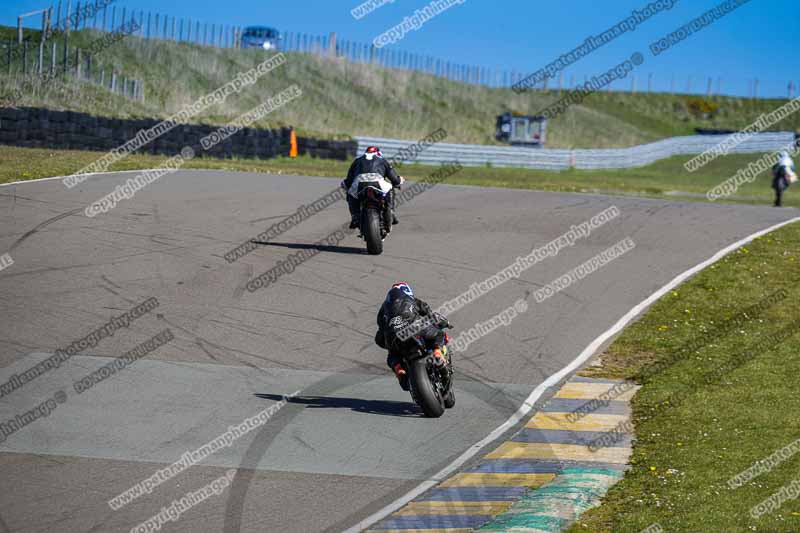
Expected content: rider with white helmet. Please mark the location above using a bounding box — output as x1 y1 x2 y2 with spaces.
772 151 796 207
342 146 404 228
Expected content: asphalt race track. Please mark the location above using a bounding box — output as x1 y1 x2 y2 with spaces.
0 170 795 533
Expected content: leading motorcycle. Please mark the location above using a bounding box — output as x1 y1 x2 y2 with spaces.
349 173 402 255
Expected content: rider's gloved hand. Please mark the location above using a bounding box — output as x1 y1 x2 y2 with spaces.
340 180 347 190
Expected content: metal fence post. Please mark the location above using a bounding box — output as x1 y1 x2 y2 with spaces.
50 41 56 75
38 39 44 75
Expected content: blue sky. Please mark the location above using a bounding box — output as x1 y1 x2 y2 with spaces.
2 0 798 97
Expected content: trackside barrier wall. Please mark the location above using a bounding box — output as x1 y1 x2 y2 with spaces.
356 132 795 170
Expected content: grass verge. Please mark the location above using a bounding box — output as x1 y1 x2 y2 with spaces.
564 221 800 532
1 145 799 208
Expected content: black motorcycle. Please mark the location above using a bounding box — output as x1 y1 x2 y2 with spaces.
354 173 400 255
404 326 455 418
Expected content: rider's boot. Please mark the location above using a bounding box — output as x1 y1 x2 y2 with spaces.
432 347 446 366
393 362 410 391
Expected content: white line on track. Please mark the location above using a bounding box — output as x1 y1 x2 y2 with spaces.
342 215 800 533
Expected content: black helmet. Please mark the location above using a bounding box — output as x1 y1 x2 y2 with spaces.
385 283 417 320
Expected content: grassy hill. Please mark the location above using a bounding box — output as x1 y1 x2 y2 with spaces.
2 26 800 148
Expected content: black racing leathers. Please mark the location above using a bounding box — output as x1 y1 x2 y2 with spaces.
344 155 402 223
772 164 791 207
344 155 402 190
375 297 446 369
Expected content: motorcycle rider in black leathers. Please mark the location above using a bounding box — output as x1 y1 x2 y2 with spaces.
342 146 403 229
375 283 451 391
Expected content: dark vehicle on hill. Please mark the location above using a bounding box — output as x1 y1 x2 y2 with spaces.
240 26 281 50
496 112 547 147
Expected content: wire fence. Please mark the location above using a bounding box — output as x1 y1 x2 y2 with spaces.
1 37 143 102
355 132 796 171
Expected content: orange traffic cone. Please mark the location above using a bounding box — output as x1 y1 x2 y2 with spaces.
289 128 298 158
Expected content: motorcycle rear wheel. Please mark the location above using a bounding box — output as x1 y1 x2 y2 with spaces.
363 209 383 255
408 358 445 418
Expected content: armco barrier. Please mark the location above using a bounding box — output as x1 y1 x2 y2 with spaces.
356 132 795 170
